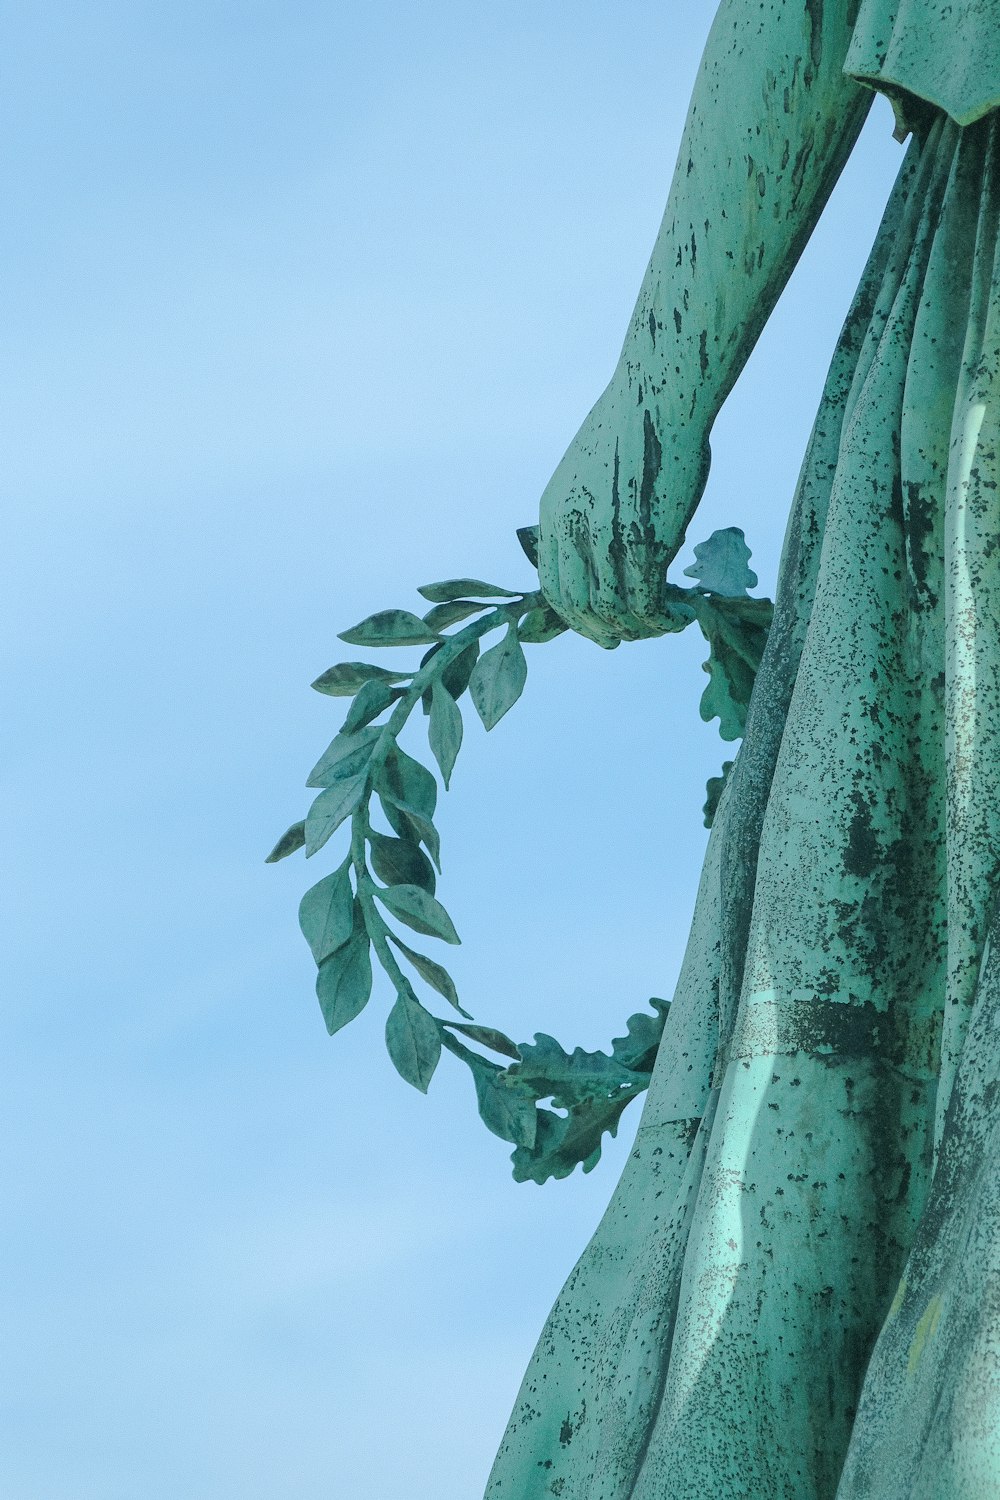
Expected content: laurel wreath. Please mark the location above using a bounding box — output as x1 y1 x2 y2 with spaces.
268 524 772 1183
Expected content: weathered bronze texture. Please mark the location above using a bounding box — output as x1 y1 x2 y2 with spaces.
486 2 1000 1494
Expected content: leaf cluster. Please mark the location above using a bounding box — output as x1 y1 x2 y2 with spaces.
674 527 773 819
267 526 771 1179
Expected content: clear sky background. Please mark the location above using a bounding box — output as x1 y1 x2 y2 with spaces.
4 4 904 1497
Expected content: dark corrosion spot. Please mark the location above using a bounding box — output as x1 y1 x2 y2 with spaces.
791 136 815 207
804 0 824 75
844 791 879 878
640 408 662 516
904 480 938 602
895 1158 912 1205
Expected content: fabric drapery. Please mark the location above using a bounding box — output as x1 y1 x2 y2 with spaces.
845 0 1000 133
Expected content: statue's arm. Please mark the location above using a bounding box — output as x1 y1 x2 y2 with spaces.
539 0 872 644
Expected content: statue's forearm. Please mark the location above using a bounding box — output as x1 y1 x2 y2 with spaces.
534 0 876 640
622 0 871 437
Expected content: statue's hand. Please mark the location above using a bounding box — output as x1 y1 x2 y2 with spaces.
537 382 710 647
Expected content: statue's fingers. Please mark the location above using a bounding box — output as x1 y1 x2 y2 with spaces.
626 562 693 637
539 520 606 643
576 534 630 648
590 552 658 642
538 512 591 637
582 615 624 650
555 538 620 649
590 589 646 642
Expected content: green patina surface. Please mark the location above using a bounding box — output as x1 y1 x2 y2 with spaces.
484 0 1000 1496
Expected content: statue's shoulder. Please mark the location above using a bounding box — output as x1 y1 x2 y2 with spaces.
845 0 1000 131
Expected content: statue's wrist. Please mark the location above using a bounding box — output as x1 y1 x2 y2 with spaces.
649 414 712 502
619 301 721 447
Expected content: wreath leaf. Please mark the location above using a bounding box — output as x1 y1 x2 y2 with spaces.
469 625 527 730
389 935 469 1016
376 883 460 945
265 820 306 863
423 600 488 631
428 682 463 788
378 746 437 820
418 579 519 603
368 832 436 894
339 609 441 647
471 1062 538 1148
304 772 368 856
444 1021 522 1061
385 990 442 1092
379 793 442 871
441 641 480 701
342 678 401 733
311 662 408 697
316 927 373 1035
306 727 381 789
518 604 568 644
511 1093 636 1185
299 862 355 964
682 526 758 596
703 761 735 829
516 526 540 567
694 595 772 741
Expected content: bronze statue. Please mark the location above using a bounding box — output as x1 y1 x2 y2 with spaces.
274 2 1000 1492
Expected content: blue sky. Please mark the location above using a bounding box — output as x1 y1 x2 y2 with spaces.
4 5 903 1496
